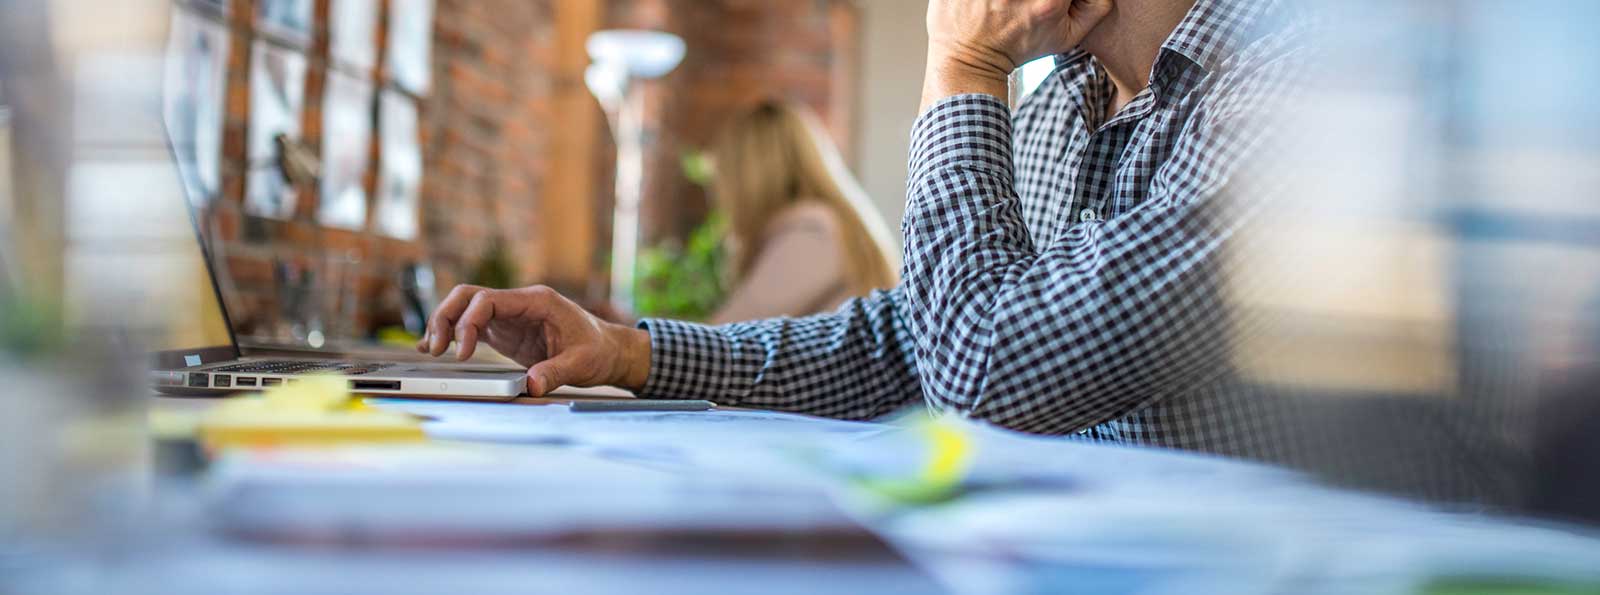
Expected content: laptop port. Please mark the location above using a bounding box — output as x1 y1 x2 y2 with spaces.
261 377 282 387
188 373 209 388
213 375 232 388
235 376 258 387
351 380 402 391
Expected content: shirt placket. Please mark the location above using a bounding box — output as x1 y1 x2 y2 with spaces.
1076 120 1141 225
1070 62 1161 225
1032 66 1100 244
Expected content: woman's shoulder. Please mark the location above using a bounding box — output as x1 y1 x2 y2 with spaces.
765 201 841 238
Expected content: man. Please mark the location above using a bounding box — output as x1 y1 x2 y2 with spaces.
419 0 1308 453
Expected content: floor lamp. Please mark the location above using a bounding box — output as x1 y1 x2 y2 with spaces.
585 30 685 312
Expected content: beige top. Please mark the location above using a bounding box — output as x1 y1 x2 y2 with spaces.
708 203 855 324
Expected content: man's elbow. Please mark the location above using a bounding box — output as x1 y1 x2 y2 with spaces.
925 385 1069 435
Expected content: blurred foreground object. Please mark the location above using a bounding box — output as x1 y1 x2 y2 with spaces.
0 0 215 555
0 291 144 546
810 415 1600 595
1528 363 1600 525
1208 0 1600 510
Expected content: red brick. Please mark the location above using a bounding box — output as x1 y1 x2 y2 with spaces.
201 0 858 337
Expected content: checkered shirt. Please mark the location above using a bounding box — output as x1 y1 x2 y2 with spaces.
636 0 1286 438
639 0 1330 458
633 0 1523 506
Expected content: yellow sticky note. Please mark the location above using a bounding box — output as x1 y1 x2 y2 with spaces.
855 414 975 505
260 375 351 412
199 375 424 450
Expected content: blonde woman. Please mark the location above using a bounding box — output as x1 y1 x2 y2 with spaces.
704 101 900 324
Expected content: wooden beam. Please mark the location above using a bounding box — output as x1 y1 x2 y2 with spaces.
538 0 606 295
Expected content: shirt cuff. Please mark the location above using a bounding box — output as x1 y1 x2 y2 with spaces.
634 318 756 405
907 94 1015 193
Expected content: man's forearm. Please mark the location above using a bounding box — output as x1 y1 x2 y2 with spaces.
920 0 1111 112
920 50 1011 112
614 325 653 392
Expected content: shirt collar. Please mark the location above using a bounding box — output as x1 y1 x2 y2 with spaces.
1053 0 1276 77
1054 48 1092 71
1161 0 1277 74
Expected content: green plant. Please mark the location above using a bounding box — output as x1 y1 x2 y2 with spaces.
469 237 517 290
680 150 715 187
633 212 727 320
0 290 65 360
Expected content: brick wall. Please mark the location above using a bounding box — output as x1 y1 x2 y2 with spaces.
205 0 860 342
422 0 558 288
209 0 560 340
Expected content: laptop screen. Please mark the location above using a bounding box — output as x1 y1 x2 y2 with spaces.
148 193 236 365
153 8 240 367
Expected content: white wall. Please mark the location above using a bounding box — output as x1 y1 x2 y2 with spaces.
853 0 928 249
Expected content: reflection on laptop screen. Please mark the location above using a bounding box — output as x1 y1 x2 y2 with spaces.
51 31 237 367
150 11 235 357
154 199 234 355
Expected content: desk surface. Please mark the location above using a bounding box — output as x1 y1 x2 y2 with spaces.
15 393 1600 595
11 393 946 595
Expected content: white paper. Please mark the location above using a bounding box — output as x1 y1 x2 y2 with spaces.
208 442 857 540
371 399 885 449
244 41 307 220
162 10 229 206
812 418 1600 595
316 72 374 230
386 0 434 94
329 0 379 71
863 478 1600 595
374 90 420 239
368 399 887 480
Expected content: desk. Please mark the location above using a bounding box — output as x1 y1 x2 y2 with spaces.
10 394 1600 595
3 393 944 595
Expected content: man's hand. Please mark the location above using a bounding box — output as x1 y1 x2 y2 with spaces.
416 285 652 396
922 0 1113 109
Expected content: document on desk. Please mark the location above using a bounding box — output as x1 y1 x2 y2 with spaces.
208 401 896 546
370 399 885 448
806 418 1600 595
366 399 890 491
203 408 1600 595
207 442 862 544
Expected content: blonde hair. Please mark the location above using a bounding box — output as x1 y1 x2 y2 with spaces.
710 101 899 297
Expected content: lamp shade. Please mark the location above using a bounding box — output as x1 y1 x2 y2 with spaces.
584 61 626 112
585 29 685 79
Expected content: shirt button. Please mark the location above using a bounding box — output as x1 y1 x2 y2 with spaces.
1079 209 1098 222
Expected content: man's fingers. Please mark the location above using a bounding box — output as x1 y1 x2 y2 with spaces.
454 290 498 361
427 285 485 356
509 285 558 323
526 351 585 397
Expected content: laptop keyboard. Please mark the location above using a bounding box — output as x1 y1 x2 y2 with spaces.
210 360 394 375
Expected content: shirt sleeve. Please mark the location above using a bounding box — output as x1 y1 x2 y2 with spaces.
636 286 922 420
900 93 1273 434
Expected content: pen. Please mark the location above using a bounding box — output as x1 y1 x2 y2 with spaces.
568 399 717 413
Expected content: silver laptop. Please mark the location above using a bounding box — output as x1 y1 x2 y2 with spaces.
147 200 528 401
150 35 525 400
